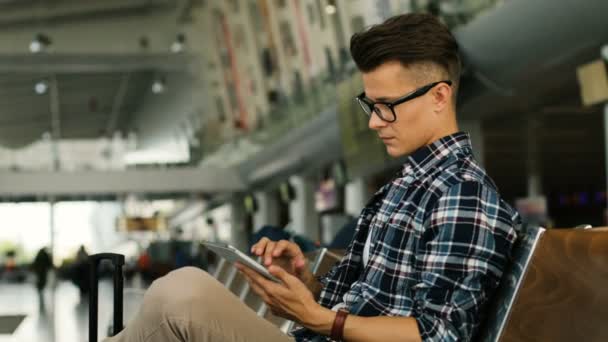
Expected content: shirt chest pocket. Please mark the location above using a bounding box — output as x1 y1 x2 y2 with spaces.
376 183 411 219
365 221 420 280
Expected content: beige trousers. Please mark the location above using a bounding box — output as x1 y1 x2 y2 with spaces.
105 267 294 342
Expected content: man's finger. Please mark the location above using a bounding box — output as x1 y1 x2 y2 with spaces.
238 263 289 297
293 256 307 272
272 240 291 257
274 240 303 259
237 264 263 282
251 237 269 255
268 265 299 288
244 274 271 303
275 241 306 271
239 267 271 297
237 264 262 284
263 241 276 266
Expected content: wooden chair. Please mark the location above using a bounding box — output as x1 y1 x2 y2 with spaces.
476 226 608 341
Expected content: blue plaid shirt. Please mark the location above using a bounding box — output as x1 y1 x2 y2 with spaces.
294 132 520 341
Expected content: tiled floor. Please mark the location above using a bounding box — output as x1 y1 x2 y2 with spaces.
0 277 127 342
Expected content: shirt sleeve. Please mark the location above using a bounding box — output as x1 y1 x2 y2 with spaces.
412 181 518 341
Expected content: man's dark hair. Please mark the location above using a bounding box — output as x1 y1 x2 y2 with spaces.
350 13 461 101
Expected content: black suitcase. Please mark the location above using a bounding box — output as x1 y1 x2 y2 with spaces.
88 253 125 342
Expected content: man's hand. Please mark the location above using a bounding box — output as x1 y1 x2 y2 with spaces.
236 263 331 326
250 238 308 280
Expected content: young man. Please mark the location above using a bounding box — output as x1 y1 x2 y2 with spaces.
107 13 518 342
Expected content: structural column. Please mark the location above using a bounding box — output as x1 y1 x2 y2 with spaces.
49 198 56 265
344 178 368 217
526 117 542 197
604 104 608 224
253 190 280 231
288 175 319 241
229 195 249 251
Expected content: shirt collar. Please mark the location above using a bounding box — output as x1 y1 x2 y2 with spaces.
402 131 473 178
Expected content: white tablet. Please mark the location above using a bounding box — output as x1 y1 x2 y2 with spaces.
202 241 280 283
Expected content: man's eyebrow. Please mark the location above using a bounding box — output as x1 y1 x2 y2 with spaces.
363 92 396 102
367 95 396 102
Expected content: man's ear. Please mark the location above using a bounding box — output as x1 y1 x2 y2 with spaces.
431 83 452 113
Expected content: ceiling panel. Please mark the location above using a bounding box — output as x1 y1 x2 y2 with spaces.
0 70 154 148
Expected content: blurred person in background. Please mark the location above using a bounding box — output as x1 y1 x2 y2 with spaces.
71 245 90 299
31 247 53 310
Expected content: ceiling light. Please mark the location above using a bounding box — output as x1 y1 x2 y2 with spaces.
325 4 337 15
152 78 166 94
29 33 51 54
170 33 186 53
29 40 42 53
35 81 48 95
170 41 183 53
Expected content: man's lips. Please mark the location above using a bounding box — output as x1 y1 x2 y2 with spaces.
379 136 395 141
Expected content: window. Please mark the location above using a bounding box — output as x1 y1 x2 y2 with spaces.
228 0 239 12
215 96 226 123
234 25 247 52
248 1 263 31
376 0 391 21
261 48 275 76
293 70 304 103
279 21 297 56
212 11 230 68
227 82 239 112
325 47 336 78
307 3 316 24
351 15 365 33
316 0 326 29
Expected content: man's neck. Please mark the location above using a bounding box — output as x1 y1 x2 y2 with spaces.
427 122 459 146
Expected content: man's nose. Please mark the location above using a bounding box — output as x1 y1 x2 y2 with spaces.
368 110 387 130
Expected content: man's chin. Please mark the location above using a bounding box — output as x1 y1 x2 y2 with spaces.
385 146 406 158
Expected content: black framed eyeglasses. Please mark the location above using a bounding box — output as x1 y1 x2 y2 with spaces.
355 80 452 123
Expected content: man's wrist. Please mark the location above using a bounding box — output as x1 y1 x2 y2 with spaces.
300 304 336 335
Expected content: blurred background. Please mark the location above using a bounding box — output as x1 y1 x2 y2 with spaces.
0 0 607 341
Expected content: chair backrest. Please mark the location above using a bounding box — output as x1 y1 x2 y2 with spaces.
500 227 608 341
223 266 239 288
313 249 343 277
213 258 233 284
475 225 545 342
240 282 265 312
227 270 248 296
477 226 608 342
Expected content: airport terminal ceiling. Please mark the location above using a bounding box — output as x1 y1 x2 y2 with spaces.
0 71 154 148
0 0 605 206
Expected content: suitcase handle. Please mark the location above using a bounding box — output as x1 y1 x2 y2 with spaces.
88 253 125 342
